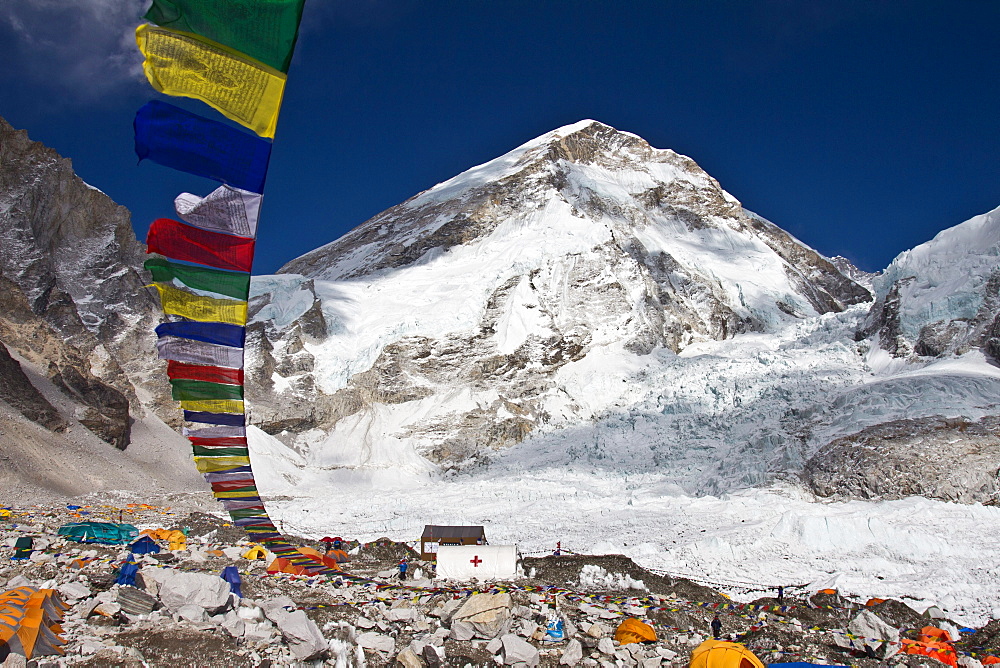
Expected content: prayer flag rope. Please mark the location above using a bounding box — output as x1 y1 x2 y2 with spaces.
132 1 337 577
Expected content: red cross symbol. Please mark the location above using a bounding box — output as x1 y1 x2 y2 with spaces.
470 555 482 567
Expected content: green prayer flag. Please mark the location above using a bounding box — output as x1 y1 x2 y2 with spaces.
170 378 245 401
145 257 250 300
192 446 250 457
144 0 306 72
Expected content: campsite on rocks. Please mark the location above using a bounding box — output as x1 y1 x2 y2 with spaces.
2 2 999 667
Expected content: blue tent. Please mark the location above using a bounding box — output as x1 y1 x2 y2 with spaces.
116 560 139 587
129 535 161 555
769 664 848 668
221 566 242 597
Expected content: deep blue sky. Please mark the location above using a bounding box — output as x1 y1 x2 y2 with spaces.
1 1 997 274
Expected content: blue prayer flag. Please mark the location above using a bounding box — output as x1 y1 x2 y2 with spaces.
134 100 272 194
156 321 246 348
183 410 246 426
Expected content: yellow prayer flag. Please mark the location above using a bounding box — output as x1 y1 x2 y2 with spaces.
151 283 248 325
214 490 259 499
136 23 286 138
194 456 252 473
179 399 245 414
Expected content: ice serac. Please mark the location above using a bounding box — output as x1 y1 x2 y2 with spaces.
249 121 879 489
858 204 1000 362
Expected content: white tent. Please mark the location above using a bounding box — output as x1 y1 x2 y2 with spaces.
435 545 518 580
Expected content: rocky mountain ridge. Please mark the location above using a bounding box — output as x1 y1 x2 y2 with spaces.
1 115 997 504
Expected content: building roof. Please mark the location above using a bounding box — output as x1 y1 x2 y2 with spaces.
421 525 485 539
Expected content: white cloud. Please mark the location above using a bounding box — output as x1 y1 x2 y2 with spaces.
0 0 148 100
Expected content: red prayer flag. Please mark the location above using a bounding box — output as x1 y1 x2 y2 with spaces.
211 479 256 492
147 218 255 272
189 436 249 447
167 360 244 385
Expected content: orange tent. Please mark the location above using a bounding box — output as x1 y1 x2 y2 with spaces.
816 588 838 595
980 657 1000 665
267 547 343 575
866 598 886 607
690 639 765 668
919 626 954 644
615 618 657 645
899 639 957 667
0 587 68 660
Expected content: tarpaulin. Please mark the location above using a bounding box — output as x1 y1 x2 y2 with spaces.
144 0 305 72
167 360 243 385
157 336 244 368
136 24 286 138
147 218 255 272
175 185 262 238
156 320 245 348
145 257 250 300
184 410 245 426
184 425 246 440
179 399 244 414
134 101 271 193
151 283 248 325
170 378 244 401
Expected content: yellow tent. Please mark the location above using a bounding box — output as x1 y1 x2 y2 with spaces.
615 618 657 645
242 544 268 560
0 587 68 659
140 528 187 551
690 640 765 668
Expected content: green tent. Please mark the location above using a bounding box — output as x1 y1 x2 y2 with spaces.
57 522 139 545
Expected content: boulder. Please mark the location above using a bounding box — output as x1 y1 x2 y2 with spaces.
358 631 395 654
598 637 616 655
450 620 475 641
58 581 92 601
560 638 584 666
453 593 513 638
156 570 232 614
273 609 327 660
176 604 207 623
396 648 424 668
243 620 277 643
848 609 901 659
501 633 540 667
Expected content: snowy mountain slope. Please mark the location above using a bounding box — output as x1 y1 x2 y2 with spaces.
244 120 998 499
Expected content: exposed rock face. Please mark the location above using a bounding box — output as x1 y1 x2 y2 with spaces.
803 416 1000 504
0 340 65 432
0 116 165 447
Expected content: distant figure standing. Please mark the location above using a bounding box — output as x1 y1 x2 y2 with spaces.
711 615 722 639
553 541 561 556
333 537 343 551
398 559 408 580
777 586 784 603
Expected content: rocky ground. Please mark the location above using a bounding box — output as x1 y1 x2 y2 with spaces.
1 501 998 668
